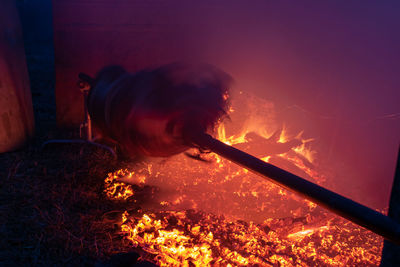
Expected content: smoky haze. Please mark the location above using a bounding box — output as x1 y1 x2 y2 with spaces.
156 1 400 209
48 0 400 208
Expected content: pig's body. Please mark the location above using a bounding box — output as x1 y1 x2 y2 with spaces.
87 63 232 158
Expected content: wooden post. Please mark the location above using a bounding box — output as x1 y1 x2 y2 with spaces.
0 0 34 153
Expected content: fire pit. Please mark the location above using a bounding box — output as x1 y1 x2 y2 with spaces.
103 93 384 266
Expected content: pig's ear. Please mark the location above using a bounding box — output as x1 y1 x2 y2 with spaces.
78 72 95 86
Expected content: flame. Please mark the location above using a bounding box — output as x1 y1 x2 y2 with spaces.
277 124 290 143
292 135 316 163
261 156 271 162
217 123 247 145
216 119 317 167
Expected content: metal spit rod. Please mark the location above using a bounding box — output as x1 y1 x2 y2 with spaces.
190 132 400 245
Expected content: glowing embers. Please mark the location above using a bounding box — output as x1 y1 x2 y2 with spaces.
104 141 383 265
103 141 383 266
104 169 135 200
104 152 319 221
119 210 382 266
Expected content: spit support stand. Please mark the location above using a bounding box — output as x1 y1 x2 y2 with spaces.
41 74 117 159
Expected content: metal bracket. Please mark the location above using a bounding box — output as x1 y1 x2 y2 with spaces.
42 74 117 159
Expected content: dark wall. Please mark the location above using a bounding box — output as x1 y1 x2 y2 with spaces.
17 0 53 47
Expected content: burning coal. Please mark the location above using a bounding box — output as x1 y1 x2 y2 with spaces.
117 210 381 266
